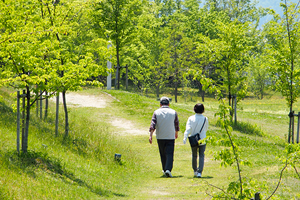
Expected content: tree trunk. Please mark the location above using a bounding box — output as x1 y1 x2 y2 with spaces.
201 89 205 102
36 91 39 117
22 90 25 150
55 93 59 136
126 65 128 90
197 81 205 102
40 91 43 119
22 86 31 153
62 91 69 138
284 0 295 143
174 81 178 103
116 29 120 89
45 91 48 119
156 83 160 99
117 65 120 90
17 91 20 153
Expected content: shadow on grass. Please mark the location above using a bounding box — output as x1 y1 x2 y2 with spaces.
216 120 265 137
159 175 184 178
231 121 265 137
3 150 126 198
186 175 214 180
0 101 16 127
199 175 213 179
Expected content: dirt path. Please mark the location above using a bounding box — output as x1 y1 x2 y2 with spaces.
57 92 147 136
59 92 212 199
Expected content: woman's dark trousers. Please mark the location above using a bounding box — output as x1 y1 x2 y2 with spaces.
192 144 206 173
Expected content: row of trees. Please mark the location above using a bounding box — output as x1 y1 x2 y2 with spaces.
1 0 300 152
93 0 300 105
0 0 110 152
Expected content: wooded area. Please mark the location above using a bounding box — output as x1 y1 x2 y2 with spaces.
1 0 300 152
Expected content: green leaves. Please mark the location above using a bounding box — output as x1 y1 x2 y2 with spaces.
283 143 300 174
0 0 110 150
263 1 300 110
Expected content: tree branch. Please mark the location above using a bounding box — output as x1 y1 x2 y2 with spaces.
293 166 300 179
266 160 288 200
224 113 243 197
0 29 54 45
204 180 239 200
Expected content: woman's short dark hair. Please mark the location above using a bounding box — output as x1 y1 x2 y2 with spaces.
194 103 204 114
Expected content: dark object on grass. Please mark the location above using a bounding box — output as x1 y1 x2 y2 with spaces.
114 153 121 161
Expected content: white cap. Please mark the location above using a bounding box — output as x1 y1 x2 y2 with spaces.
160 97 169 104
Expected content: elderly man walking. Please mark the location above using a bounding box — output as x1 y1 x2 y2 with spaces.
149 97 179 177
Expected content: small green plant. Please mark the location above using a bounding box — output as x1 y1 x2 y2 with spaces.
281 143 300 179
209 99 253 199
207 98 296 200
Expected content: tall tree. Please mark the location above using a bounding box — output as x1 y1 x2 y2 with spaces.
196 19 252 119
182 1 226 101
263 1 300 143
123 1 165 96
93 0 143 89
163 15 185 103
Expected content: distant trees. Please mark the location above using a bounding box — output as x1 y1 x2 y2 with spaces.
93 0 144 89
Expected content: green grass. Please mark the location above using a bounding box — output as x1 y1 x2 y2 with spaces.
0 87 300 199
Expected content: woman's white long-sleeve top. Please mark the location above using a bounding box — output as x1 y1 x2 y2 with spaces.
183 114 208 144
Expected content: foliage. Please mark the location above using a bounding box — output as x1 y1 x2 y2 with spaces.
246 55 270 99
263 1 300 110
0 0 109 150
263 1 300 143
282 143 300 179
2 0 300 197
93 0 144 89
204 0 262 23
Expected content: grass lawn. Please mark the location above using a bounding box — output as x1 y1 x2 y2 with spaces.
0 87 299 199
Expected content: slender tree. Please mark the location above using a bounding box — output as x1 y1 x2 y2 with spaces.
93 0 143 89
263 1 300 143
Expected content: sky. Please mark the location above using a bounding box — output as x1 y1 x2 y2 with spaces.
254 0 300 26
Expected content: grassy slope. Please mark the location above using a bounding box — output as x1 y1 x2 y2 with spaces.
0 87 299 199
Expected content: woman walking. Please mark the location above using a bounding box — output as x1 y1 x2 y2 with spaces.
183 103 209 178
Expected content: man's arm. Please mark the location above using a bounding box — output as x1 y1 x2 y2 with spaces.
149 129 154 144
174 112 179 139
149 113 156 144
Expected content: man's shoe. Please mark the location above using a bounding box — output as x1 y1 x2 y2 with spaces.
165 170 173 177
194 172 198 176
197 172 202 178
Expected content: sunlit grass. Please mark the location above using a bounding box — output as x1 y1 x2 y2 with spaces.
0 88 145 199
0 87 300 199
